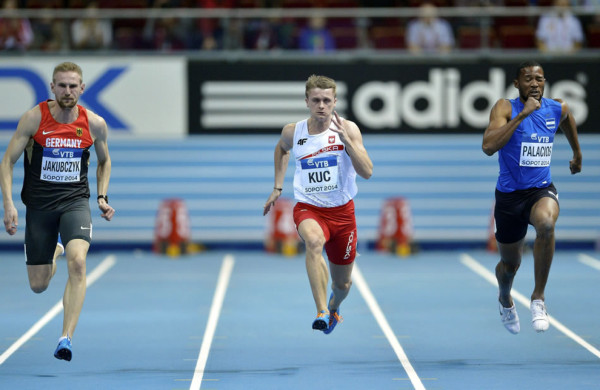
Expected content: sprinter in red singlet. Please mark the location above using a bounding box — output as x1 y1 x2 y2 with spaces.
0 62 115 361
263 75 373 334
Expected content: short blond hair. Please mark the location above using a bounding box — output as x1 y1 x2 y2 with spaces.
52 62 83 84
305 74 337 98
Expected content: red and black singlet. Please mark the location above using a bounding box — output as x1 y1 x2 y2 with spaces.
22 100 94 210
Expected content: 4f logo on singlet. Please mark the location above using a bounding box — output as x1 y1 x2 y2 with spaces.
297 138 307 145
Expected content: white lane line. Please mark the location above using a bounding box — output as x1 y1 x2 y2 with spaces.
460 253 600 359
190 254 235 390
353 264 426 390
578 254 600 271
0 255 117 366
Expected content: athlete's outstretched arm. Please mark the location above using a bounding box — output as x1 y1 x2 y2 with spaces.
89 112 115 221
0 108 40 235
263 123 294 216
556 99 582 174
330 111 373 179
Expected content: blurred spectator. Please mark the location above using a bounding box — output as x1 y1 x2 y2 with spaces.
249 18 278 50
191 0 235 50
143 0 191 51
245 17 296 50
0 0 34 51
71 1 112 50
31 6 68 52
536 0 584 52
406 1 455 53
298 15 336 52
222 17 244 50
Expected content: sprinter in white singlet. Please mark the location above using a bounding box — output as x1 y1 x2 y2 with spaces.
264 75 373 334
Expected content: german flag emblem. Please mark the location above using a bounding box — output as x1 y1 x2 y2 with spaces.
76 127 83 137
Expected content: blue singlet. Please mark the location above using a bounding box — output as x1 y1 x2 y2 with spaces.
496 97 562 193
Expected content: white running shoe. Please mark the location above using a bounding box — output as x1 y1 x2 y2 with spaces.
530 299 549 333
499 303 520 334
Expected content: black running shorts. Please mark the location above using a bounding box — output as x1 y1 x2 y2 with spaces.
494 183 559 244
25 197 92 265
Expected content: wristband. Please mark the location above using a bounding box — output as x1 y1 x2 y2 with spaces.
97 195 108 203
274 187 283 192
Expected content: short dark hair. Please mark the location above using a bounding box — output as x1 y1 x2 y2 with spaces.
515 60 542 80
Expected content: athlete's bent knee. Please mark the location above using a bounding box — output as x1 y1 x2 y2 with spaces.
30 281 50 294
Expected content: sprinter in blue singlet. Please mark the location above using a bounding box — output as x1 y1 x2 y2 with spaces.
482 61 582 335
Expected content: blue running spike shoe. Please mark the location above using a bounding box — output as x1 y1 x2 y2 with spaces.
312 310 329 331
54 336 72 361
57 235 65 256
323 293 343 335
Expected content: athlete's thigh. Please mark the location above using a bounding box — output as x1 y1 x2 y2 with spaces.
25 207 60 265
297 218 328 246
324 216 357 266
494 190 528 244
59 198 92 246
293 203 330 243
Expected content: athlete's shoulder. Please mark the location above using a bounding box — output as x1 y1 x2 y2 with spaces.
282 122 297 137
85 108 107 128
490 98 514 117
18 104 42 133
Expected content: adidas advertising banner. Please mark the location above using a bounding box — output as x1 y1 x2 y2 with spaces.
0 57 187 138
188 60 597 134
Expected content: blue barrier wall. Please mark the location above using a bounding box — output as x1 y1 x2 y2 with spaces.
1 134 598 251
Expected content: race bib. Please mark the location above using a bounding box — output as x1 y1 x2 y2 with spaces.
40 148 83 182
300 156 339 194
519 142 553 167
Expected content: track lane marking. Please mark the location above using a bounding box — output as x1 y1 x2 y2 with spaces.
353 264 426 390
460 253 600 359
189 254 235 390
578 254 600 271
0 255 117 365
